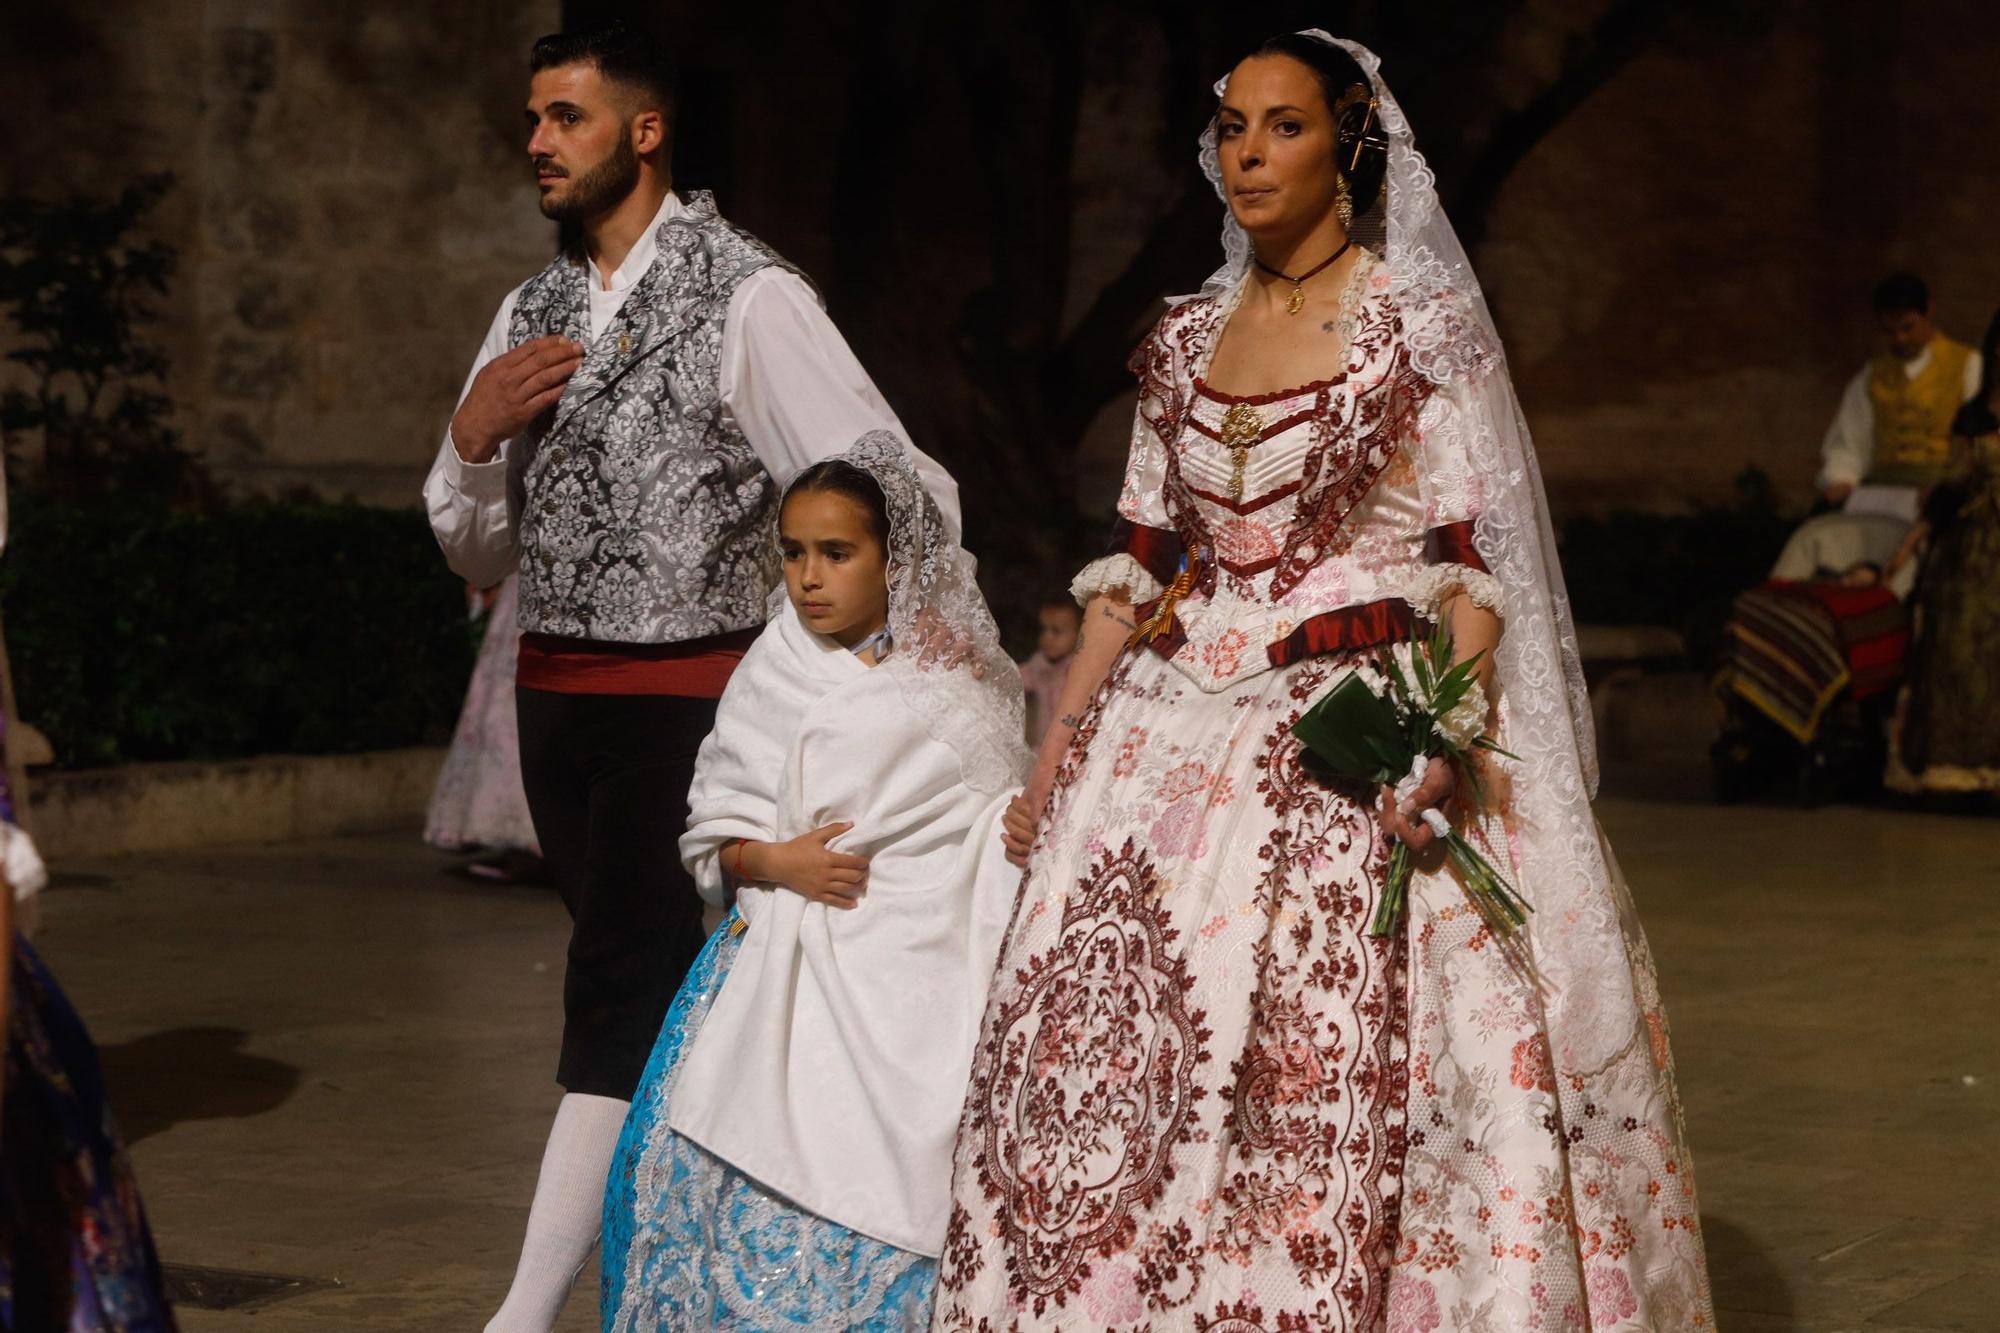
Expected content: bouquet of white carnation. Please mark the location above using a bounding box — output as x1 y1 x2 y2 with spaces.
1290 624 1530 939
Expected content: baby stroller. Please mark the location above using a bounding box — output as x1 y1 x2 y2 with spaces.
1710 579 1909 805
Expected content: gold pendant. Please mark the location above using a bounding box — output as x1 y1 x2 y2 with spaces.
1286 281 1305 315
617 334 632 354
1219 402 1262 502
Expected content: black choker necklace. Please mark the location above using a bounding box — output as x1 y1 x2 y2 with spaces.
1253 239 1354 315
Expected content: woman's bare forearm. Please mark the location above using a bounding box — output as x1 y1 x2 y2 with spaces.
1444 594 1502 692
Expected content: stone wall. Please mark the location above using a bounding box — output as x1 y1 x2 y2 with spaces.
2 1 1993 515
0 1 559 504
939 0 2000 521
1480 0 2000 511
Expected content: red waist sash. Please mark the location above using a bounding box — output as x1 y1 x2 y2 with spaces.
517 627 760 697
1129 594 1417 670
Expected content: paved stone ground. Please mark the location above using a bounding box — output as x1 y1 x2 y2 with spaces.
26 787 1999 1331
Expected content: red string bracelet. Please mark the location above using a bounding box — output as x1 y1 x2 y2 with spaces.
728 838 749 884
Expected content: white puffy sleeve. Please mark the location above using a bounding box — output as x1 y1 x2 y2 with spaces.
423 289 526 589
3 821 47 903
1402 374 1505 621
1071 312 1188 606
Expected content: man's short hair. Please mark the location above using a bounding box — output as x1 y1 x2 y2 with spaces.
530 22 679 120
1871 272 1929 316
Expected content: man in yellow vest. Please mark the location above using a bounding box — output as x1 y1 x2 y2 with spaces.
1773 272 1979 586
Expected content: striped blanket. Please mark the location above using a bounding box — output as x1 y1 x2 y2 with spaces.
1719 581 1909 742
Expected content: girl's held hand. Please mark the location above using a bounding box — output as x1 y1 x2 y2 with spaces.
1377 757 1456 854
754 822 869 909
1002 773 1054 866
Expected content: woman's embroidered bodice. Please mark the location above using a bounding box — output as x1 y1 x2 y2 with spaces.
1093 259 1499 692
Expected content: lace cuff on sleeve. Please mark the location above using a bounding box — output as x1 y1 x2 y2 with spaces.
1401 562 1505 621
1071 553 1164 607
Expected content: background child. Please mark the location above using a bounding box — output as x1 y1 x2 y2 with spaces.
1017 594 1081 745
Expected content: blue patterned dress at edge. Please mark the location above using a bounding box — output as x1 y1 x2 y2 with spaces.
2 936 177 1331
601 911 935 1331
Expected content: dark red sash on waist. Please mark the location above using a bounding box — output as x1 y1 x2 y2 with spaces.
1424 519 1489 573
517 626 759 697
1127 594 1418 669
1268 598 1417 667
1113 517 1460 669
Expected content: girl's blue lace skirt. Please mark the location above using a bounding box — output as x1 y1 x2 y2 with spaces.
601 914 936 1330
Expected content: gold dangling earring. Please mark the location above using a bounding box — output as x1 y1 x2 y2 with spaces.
1335 172 1354 230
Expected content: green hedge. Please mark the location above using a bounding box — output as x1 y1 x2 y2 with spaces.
0 497 475 768
0 475 1802 768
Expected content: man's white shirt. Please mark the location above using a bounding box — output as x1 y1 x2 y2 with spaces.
1816 343 1983 493
423 191 960 590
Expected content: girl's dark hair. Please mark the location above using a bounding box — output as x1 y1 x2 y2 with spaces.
1951 306 2000 439
784 461 890 544
1248 34 1387 218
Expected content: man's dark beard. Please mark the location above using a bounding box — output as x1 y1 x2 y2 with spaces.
539 134 641 224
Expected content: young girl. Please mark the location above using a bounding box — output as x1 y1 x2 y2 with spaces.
601 434 1027 1330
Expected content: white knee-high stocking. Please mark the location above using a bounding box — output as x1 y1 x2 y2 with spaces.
484 1092 629 1332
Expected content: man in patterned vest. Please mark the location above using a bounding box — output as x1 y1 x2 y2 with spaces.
422 24 958 1331
1772 272 1978 586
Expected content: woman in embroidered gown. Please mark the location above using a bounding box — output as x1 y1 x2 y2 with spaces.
1886 309 2000 794
601 436 1028 1330
0 468 176 1331
3 884 178 1332
932 34 1713 1333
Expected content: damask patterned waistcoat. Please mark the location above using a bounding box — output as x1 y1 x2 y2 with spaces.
508 191 799 643
1868 335 1973 487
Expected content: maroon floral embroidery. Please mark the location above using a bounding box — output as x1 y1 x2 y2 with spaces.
1265 345 1434 600
1202 660 1409 1325
939 1202 984 1289
972 839 1213 1316
1194 1295 1275 1331
1212 514 1284 571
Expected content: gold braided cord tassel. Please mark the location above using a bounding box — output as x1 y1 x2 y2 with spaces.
1129 553 1201 649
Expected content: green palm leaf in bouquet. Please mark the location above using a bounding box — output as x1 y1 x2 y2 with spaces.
1291 634 1532 940
1289 672 1410 785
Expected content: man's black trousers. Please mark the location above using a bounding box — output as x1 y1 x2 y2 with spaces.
515 687 719 1099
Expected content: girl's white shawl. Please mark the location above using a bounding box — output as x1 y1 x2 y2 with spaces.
667 598 1021 1256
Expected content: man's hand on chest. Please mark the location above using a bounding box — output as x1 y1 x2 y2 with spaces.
452 335 585 464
